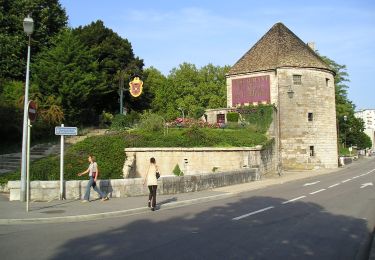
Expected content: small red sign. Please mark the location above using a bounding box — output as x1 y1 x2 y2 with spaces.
28 101 37 122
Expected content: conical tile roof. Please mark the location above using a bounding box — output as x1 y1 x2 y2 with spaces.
228 22 332 75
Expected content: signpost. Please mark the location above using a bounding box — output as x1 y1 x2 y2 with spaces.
26 101 36 212
55 125 78 200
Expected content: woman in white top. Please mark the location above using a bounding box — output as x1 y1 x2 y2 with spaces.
144 157 159 211
78 154 108 202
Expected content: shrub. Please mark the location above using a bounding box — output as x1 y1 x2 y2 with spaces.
173 164 184 176
99 111 114 128
237 104 274 133
138 112 164 132
227 112 239 122
111 112 140 130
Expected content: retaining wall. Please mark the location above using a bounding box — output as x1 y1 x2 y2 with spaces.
8 168 259 201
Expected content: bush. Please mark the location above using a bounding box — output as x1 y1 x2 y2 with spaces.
99 111 114 128
139 112 164 132
173 164 184 176
111 112 140 130
227 112 239 122
237 104 274 133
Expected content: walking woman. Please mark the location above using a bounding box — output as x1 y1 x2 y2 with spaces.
77 154 109 202
144 157 159 211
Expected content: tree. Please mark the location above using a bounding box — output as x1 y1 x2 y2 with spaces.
73 20 147 113
0 0 67 81
320 55 371 150
32 29 107 125
146 63 229 120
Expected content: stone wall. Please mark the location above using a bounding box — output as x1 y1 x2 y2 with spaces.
8 169 258 201
277 68 338 169
123 146 276 179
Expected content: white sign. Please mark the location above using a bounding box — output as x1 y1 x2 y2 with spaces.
55 127 78 136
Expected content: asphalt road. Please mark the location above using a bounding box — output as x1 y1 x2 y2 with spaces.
1 158 375 260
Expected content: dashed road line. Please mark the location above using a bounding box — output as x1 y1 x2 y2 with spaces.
342 178 352 183
282 196 306 204
232 206 274 220
328 183 340 188
309 189 326 195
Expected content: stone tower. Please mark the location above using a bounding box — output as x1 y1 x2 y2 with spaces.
227 22 338 170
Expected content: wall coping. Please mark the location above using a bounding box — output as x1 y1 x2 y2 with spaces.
125 146 263 152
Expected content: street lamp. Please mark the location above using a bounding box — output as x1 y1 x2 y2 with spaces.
343 115 347 148
20 15 34 202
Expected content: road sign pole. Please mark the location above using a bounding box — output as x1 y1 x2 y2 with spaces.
26 119 31 212
60 124 64 200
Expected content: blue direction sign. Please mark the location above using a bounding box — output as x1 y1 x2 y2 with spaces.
55 127 78 136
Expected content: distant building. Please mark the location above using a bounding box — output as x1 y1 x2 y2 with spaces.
208 22 338 170
354 109 375 149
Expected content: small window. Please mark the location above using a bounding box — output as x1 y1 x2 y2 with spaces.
308 113 313 121
309 146 315 157
293 75 302 85
326 78 330 87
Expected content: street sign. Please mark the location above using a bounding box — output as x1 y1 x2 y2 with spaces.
55 126 78 136
28 101 37 122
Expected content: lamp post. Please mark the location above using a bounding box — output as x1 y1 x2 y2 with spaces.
343 115 347 148
20 15 34 202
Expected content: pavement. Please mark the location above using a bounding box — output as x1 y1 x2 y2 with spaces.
0 165 344 225
1 158 375 259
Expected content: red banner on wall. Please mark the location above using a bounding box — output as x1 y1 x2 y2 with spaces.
232 75 270 106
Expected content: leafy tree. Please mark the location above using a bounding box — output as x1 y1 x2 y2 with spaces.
321 55 371 150
32 29 108 125
0 0 67 81
146 63 229 120
73 20 148 113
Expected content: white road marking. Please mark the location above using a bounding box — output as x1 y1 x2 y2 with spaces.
232 206 274 221
309 189 326 195
342 178 352 183
303 181 320 187
352 176 359 179
282 196 306 204
360 182 373 189
328 183 340 188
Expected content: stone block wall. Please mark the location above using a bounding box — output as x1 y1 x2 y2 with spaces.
277 68 338 169
8 169 258 201
123 146 276 179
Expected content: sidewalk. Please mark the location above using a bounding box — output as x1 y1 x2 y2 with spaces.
0 166 344 225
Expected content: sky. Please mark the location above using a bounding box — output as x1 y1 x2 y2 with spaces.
60 0 375 110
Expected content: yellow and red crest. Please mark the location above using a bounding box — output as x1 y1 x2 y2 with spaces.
129 76 143 97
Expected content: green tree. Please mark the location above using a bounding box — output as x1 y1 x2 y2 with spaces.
73 20 148 113
147 62 229 120
32 29 107 125
0 0 67 81
321 55 371 150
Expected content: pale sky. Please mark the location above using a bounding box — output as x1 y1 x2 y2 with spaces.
60 0 375 110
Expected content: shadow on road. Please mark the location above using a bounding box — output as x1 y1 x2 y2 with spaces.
51 196 372 260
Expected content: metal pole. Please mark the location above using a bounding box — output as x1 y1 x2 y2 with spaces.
119 71 124 114
26 118 31 212
60 124 64 200
20 36 31 202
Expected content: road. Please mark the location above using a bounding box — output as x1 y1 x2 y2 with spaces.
1 158 375 260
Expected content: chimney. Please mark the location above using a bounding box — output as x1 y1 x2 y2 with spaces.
307 42 316 52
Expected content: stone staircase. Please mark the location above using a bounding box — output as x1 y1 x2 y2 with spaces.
0 128 108 175
0 143 61 174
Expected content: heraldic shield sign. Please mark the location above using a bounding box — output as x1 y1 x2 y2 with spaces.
129 76 143 97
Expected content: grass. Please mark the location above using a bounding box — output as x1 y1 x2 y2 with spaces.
0 127 269 184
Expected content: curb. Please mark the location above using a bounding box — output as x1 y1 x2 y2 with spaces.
0 193 233 225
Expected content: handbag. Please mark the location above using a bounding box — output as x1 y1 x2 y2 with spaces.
156 171 160 179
